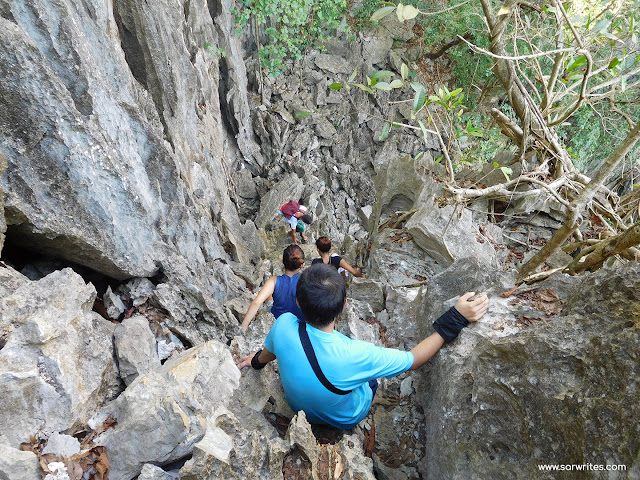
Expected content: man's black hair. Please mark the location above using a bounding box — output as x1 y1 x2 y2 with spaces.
301 213 313 224
296 264 346 328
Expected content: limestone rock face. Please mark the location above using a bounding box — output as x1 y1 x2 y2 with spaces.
0 152 6 254
406 204 499 267
0 0 261 342
113 315 161 386
0 443 41 480
91 340 241 480
416 263 640 479
0 267 121 446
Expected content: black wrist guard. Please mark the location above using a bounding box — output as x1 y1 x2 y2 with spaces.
251 349 267 370
432 307 470 342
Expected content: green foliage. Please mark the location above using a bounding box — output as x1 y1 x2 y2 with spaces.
234 0 348 76
204 43 226 58
418 1 492 107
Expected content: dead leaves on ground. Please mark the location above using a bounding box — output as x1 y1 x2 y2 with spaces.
507 287 563 327
20 416 116 479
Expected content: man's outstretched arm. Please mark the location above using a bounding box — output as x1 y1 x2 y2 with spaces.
236 347 276 370
409 292 488 370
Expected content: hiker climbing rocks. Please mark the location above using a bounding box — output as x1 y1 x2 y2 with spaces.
237 263 489 429
240 245 305 332
276 200 313 245
311 236 363 281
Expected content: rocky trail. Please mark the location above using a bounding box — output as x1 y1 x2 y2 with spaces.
0 0 638 478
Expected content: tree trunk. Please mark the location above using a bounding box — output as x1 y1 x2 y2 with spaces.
518 120 640 280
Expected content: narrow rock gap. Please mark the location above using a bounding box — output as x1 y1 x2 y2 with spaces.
112 3 148 90
1 229 121 298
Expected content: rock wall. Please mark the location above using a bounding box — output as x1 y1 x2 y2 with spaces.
415 263 640 479
0 0 260 341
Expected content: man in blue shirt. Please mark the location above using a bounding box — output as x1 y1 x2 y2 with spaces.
237 264 488 429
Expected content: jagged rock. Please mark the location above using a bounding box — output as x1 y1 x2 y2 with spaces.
361 31 394 66
42 432 81 458
371 154 428 228
338 300 380 345
368 230 444 287
337 434 376 480
406 203 499 267
0 443 41 480
91 340 240 480
314 53 353 74
0 0 253 343
380 15 416 41
138 463 179 480
0 152 6 254
416 263 640 479
113 315 161 386
0 268 121 446
120 278 156 307
179 407 288 479
349 278 386 313
104 286 126 320
254 173 306 230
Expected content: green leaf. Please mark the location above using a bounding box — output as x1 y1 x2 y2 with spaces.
410 81 424 92
295 111 312 118
500 166 513 181
608 57 621 70
353 83 373 93
348 66 359 83
417 120 430 143
434 155 443 163
379 122 391 141
373 81 392 91
402 4 419 19
593 19 610 33
413 86 426 112
370 6 395 22
450 88 463 97
328 82 343 90
401 63 409 81
396 3 404 22
389 79 404 88
371 70 395 81
414 151 424 161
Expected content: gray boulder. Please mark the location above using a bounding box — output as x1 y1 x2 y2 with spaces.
138 463 179 480
91 340 240 480
0 152 6 254
406 203 499 267
0 443 41 480
0 268 120 446
113 315 161 386
0 0 260 344
416 263 640 479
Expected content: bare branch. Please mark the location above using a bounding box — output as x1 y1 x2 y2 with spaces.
457 34 576 61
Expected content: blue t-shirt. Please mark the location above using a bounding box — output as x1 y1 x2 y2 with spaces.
265 313 414 429
271 274 304 320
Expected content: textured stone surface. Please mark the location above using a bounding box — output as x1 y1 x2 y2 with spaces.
0 0 260 345
0 268 120 446
406 203 500 267
416 263 640 479
0 443 41 480
0 152 6 255
92 340 240 480
138 463 179 480
113 315 161 386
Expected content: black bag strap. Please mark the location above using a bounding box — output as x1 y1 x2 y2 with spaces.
298 322 351 395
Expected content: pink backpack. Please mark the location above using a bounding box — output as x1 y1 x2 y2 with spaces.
280 201 301 219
